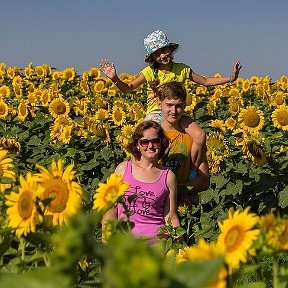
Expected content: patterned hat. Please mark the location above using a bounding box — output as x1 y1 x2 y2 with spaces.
144 30 179 63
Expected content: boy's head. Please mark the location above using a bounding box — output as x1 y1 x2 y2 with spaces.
156 81 187 125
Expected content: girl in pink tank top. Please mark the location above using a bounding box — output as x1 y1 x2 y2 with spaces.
102 120 180 244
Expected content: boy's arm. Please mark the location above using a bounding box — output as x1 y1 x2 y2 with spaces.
180 153 210 192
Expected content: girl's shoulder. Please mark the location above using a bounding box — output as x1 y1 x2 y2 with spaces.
114 160 129 175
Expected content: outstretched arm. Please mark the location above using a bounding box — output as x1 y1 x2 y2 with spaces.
190 61 242 86
100 59 145 93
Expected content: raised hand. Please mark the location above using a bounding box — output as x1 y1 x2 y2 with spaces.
100 59 117 80
231 61 242 81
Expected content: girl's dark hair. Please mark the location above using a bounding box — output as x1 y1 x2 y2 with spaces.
126 120 169 161
153 81 187 102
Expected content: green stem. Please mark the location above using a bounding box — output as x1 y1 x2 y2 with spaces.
273 255 279 288
20 237 26 262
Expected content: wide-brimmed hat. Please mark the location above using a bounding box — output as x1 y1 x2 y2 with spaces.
144 30 179 63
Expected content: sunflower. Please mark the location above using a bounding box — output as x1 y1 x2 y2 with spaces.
272 105 288 131
130 103 145 120
176 239 227 288
228 87 240 98
93 173 130 211
13 83 22 98
185 92 197 112
225 117 237 130
217 207 260 272
241 80 250 93
270 91 285 107
80 80 90 94
90 121 110 143
0 85 10 98
0 63 7 75
206 132 230 174
244 140 267 165
36 159 82 226
0 100 9 119
5 172 41 237
94 108 109 120
35 65 47 78
0 149 16 193
49 96 70 118
111 106 126 126
88 67 101 79
93 80 107 94
17 101 28 122
209 119 226 132
62 67 76 81
0 137 21 153
58 126 73 144
24 63 34 79
40 90 51 106
238 106 265 134
73 97 90 116
259 213 288 251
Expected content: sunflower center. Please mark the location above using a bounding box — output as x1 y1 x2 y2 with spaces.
277 110 288 126
224 225 245 252
44 179 69 213
243 111 260 128
18 190 33 220
55 103 67 115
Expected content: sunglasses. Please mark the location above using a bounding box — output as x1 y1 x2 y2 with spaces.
138 138 161 147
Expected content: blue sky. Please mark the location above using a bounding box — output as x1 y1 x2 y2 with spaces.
0 0 287 81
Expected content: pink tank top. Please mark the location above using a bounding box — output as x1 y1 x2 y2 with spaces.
117 160 170 242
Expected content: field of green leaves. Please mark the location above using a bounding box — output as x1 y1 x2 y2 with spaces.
0 62 288 287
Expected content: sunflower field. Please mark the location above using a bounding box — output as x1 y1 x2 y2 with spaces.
0 62 288 287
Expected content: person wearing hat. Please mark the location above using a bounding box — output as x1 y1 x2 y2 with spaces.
100 30 241 176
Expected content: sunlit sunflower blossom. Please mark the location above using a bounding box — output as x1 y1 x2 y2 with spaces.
111 106 126 126
270 91 286 107
93 79 108 95
185 92 197 112
272 105 288 131
209 119 226 132
0 149 16 193
89 121 110 143
242 139 268 165
88 67 101 79
0 85 11 98
0 137 21 153
0 100 9 119
36 159 82 226
94 108 109 120
35 65 47 79
176 239 227 288
62 67 76 81
206 132 230 174
17 101 29 122
217 207 260 273
238 106 265 134
259 213 288 251
93 173 130 211
130 102 145 121
49 96 70 118
5 172 41 238
225 117 237 131
73 97 90 116
24 63 34 79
